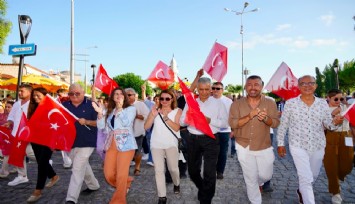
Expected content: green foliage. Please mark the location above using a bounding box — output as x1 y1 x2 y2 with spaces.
225 84 242 94
0 0 12 54
113 73 153 98
315 67 324 97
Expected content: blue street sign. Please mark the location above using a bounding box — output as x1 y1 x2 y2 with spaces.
8 43 37 56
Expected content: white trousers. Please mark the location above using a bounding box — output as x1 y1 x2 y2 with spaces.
289 145 324 204
236 143 275 204
66 147 100 203
61 151 72 166
17 143 36 177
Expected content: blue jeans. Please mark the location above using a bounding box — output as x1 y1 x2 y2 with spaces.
216 132 229 174
145 128 153 163
230 137 236 155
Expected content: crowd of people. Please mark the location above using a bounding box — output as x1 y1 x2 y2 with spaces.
0 71 354 204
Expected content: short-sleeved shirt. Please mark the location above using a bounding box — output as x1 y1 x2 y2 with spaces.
63 97 98 148
7 100 29 136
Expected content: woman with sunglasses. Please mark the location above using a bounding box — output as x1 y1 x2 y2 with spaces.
95 87 137 204
323 89 353 204
26 87 60 203
144 90 182 204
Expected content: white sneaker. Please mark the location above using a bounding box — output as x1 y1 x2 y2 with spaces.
0 170 9 178
331 194 342 204
130 161 135 166
147 161 154 167
8 175 29 186
142 154 149 161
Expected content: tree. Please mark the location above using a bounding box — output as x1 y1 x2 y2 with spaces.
225 84 242 94
315 67 325 97
0 0 12 54
339 60 355 92
113 73 153 97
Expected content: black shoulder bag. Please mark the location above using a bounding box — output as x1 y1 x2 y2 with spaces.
158 113 186 153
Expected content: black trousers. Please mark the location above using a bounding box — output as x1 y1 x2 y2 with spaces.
31 143 56 190
187 133 219 204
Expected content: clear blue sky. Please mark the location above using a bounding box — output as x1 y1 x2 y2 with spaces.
1 0 355 86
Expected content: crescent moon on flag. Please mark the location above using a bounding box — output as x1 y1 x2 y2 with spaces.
18 126 30 140
0 130 10 139
48 109 69 125
99 74 105 85
155 68 164 79
280 76 288 90
211 53 221 68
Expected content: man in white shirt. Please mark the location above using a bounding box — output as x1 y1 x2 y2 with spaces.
3 84 36 186
180 77 228 204
277 75 344 204
211 82 233 180
125 88 149 176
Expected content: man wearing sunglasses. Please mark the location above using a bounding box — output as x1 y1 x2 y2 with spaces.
180 77 228 204
277 75 344 204
211 82 233 180
63 83 100 204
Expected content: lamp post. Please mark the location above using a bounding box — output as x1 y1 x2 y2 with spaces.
70 0 75 84
334 66 339 89
225 2 258 96
91 64 96 85
16 15 32 101
75 46 97 94
243 68 250 87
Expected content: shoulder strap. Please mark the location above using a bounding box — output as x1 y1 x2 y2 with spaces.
158 113 179 141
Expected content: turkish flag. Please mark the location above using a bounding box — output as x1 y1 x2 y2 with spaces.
343 103 355 126
202 42 228 82
94 64 119 95
0 126 13 156
178 77 214 139
8 113 29 167
147 61 175 90
26 95 78 151
264 62 301 100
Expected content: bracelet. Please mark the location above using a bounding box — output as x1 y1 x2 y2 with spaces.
263 116 268 122
164 117 169 122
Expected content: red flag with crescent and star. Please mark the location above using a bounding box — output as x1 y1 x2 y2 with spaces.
343 103 355 126
178 77 215 139
0 126 13 156
26 95 78 151
264 62 301 100
147 61 175 90
8 113 29 167
94 64 119 95
202 42 228 82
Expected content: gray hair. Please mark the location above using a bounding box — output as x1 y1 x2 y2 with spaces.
197 77 211 85
69 83 84 92
124 88 136 94
298 75 316 83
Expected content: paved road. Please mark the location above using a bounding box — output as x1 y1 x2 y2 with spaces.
1 140 355 204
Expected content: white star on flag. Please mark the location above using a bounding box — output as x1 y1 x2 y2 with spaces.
50 123 60 130
17 141 21 148
4 139 10 144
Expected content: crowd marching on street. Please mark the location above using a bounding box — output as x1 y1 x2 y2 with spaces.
0 68 355 204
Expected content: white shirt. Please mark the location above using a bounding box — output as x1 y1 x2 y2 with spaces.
217 95 232 133
180 96 228 135
7 100 29 136
277 95 337 153
330 105 350 132
133 100 149 137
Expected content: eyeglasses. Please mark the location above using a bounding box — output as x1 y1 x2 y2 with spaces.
127 94 135 97
68 92 81 97
159 97 172 101
333 97 344 102
212 87 222 90
299 82 316 87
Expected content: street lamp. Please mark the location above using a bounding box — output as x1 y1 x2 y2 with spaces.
225 2 259 96
75 46 97 94
243 68 250 87
91 64 96 85
70 0 75 84
16 15 32 100
334 66 339 89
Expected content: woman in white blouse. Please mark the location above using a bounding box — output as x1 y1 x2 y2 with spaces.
95 87 137 204
144 89 182 204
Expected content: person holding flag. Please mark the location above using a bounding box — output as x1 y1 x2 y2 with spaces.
323 89 354 204
25 87 60 203
180 76 228 204
277 75 344 204
0 101 15 178
2 84 36 186
64 83 100 204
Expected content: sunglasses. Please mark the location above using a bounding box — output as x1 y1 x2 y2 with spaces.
212 87 222 90
159 97 172 101
333 97 344 102
68 92 81 97
127 94 135 97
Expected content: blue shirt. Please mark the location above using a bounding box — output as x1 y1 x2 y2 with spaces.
63 97 98 148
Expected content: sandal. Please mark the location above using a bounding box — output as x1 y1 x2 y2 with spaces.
134 169 140 176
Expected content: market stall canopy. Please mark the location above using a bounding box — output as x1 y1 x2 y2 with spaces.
0 74 69 92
